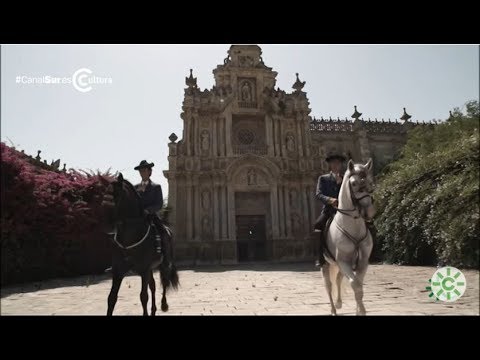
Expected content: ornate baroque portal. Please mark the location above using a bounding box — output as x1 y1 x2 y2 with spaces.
164 45 421 265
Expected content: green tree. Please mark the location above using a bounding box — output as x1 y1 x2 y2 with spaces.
374 100 479 268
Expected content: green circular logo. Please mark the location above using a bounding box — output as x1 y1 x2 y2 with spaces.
426 267 466 302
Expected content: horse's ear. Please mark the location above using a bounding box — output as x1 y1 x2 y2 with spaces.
118 173 124 182
365 158 373 171
99 175 110 187
347 159 355 172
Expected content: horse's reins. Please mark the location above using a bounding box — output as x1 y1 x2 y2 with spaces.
107 182 154 251
335 182 372 220
333 218 369 245
332 179 372 268
113 224 152 250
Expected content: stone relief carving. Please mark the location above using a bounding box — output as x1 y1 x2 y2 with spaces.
291 213 302 232
237 128 255 145
201 130 210 151
239 56 254 67
286 134 296 152
247 168 257 185
202 216 211 235
201 190 211 210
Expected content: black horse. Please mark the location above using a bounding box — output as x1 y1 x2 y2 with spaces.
100 173 179 316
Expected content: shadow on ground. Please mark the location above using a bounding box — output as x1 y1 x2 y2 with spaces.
179 261 319 273
1 262 320 296
1 272 111 297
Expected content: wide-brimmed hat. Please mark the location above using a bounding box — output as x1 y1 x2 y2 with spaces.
325 152 346 163
134 160 154 170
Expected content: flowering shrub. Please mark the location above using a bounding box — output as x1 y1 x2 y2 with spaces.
1 143 114 285
374 101 479 268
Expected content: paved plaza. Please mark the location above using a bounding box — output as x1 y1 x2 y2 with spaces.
1 263 478 315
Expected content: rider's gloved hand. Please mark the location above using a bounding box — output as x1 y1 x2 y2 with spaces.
144 210 154 220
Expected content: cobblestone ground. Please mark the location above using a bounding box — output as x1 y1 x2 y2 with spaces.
1 263 478 315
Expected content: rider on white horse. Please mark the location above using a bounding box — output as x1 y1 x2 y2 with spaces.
314 152 346 267
314 153 377 267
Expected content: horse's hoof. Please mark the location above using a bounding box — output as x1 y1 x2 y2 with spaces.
335 301 342 309
161 302 169 312
330 308 337 316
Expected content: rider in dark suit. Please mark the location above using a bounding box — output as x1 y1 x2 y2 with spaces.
314 152 346 267
134 160 165 255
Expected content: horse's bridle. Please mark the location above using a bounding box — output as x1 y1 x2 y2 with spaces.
335 182 373 221
333 181 373 246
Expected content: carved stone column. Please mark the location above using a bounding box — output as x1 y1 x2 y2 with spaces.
271 185 279 238
284 184 292 237
213 177 220 241
227 185 235 240
226 112 233 157
302 183 310 235
278 183 285 238
193 175 201 241
266 114 274 156
221 180 228 240
186 175 193 241
212 117 218 157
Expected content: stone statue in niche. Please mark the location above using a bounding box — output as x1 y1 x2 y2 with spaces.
202 216 211 235
241 81 252 102
247 168 257 185
201 190 211 210
290 189 298 209
286 134 295 152
291 214 301 232
201 130 210 151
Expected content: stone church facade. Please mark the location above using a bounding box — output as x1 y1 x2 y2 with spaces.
164 45 424 265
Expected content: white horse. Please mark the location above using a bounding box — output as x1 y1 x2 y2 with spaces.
322 158 376 315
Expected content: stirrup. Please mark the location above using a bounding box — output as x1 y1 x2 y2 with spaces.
315 259 325 267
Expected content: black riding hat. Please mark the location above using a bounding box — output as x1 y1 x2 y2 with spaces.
325 152 347 163
134 160 154 170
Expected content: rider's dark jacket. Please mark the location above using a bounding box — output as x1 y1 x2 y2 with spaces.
135 180 163 214
315 172 342 216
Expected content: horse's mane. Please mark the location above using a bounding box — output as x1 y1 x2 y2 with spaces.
99 174 115 184
122 179 140 199
339 166 353 209
121 178 143 215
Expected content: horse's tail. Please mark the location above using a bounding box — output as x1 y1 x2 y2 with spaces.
159 224 179 291
160 262 179 290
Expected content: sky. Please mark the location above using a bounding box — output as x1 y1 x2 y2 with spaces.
1 44 479 196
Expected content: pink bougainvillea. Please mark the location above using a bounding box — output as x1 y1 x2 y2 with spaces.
1 142 114 285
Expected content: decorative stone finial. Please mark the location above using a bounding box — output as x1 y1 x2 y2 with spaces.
185 69 197 89
351 105 362 120
169 133 178 143
292 73 306 92
400 107 412 122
